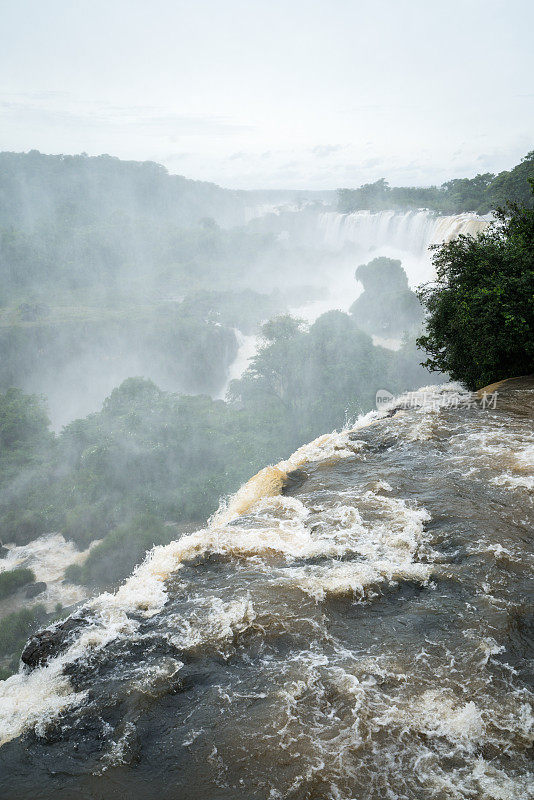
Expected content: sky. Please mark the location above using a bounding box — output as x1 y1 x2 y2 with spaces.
0 0 532 190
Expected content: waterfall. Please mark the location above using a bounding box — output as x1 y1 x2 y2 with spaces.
217 329 260 398
319 209 490 253
317 209 490 288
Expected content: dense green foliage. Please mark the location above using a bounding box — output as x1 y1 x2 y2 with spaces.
417 190 534 389
65 514 175 588
0 387 52 455
338 152 534 214
350 258 423 336
0 305 239 405
0 307 435 556
0 378 290 550
0 568 35 599
230 311 431 440
0 604 48 677
0 605 46 657
0 289 298 431
0 388 54 489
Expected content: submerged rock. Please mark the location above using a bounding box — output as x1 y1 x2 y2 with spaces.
281 468 308 492
24 581 47 599
21 615 89 670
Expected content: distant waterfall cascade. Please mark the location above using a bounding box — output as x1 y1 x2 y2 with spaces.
217 329 260 399
319 209 491 253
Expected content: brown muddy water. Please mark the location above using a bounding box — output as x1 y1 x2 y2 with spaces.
0 380 532 800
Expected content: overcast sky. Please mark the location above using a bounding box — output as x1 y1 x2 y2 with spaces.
0 0 532 189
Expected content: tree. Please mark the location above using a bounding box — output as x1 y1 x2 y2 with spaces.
350 257 423 336
416 188 534 390
489 151 534 209
0 388 51 454
261 314 304 342
441 173 495 213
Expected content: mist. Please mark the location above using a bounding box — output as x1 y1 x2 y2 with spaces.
0 3 533 797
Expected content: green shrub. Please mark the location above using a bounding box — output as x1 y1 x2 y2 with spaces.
0 387 51 454
417 189 534 389
63 563 82 583
0 604 47 658
61 502 115 548
65 514 174 589
1 508 51 546
0 567 34 599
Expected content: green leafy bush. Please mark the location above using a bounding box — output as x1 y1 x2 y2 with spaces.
65 514 173 588
0 568 35 599
417 190 534 389
61 502 116 549
0 604 47 658
0 508 53 547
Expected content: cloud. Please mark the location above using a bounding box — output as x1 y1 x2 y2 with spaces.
312 144 342 158
362 157 381 168
0 96 253 138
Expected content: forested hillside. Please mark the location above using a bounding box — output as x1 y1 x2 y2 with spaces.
337 151 534 214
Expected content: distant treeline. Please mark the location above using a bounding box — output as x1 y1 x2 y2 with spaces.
337 151 534 214
0 151 260 305
0 150 242 231
0 152 337 306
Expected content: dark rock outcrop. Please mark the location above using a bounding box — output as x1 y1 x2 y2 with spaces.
282 468 308 493
25 581 47 599
21 615 89 670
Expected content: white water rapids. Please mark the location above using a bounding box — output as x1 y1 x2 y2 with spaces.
0 380 532 800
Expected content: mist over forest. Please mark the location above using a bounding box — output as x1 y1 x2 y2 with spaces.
0 0 533 793
0 143 530 696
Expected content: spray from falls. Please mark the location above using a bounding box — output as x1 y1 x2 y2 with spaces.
313 209 490 289
319 209 490 253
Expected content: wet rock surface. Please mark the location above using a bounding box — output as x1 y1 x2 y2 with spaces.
21 615 89 670
1 381 533 800
24 581 47 599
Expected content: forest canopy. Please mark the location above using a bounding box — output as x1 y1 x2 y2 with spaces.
337 152 534 215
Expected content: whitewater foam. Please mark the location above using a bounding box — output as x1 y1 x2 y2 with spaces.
1 378 532 800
